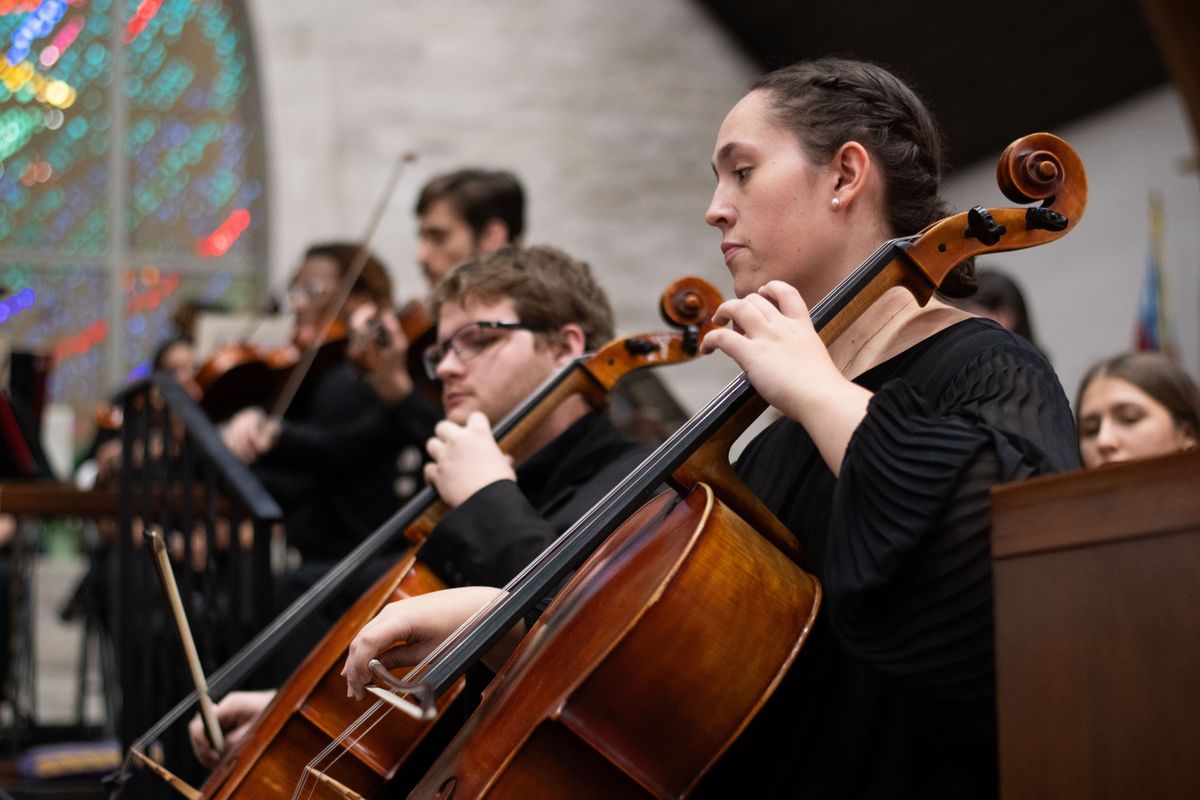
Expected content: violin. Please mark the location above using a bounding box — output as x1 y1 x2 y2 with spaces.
371 133 1087 797
172 277 722 798
197 154 419 424
346 298 440 406
194 319 349 423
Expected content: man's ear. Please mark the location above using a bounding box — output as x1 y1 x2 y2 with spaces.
552 323 587 363
477 219 511 254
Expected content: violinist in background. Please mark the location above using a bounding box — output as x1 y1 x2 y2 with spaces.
220 245 440 642
75 335 201 488
414 168 526 287
1076 351 1200 468
343 58 1081 797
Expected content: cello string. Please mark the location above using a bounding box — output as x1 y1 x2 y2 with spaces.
294 695 402 798
293 701 385 797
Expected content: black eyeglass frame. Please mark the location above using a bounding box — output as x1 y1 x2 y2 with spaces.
421 321 539 380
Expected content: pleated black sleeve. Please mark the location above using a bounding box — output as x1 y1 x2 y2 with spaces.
827 337 1079 727
709 319 1080 797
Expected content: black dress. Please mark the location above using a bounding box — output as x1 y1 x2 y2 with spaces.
699 318 1080 799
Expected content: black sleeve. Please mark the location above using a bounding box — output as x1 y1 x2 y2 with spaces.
420 479 559 588
261 391 439 475
824 344 1078 724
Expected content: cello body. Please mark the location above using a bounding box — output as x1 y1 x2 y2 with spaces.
186 278 726 799
199 549 459 798
410 483 820 798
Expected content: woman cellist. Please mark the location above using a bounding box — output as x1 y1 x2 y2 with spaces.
343 58 1081 797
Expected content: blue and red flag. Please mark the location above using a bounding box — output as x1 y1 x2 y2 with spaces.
1133 193 1177 359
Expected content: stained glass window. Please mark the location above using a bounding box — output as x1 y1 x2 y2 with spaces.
0 0 266 449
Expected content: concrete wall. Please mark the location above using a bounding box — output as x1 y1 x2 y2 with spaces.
245 0 756 406
246 1 1200 413
943 87 1200 407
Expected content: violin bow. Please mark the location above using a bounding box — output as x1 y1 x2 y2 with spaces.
269 151 417 421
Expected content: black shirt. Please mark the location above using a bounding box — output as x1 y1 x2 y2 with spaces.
254 360 440 562
421 409 650 588
700 319 1079 798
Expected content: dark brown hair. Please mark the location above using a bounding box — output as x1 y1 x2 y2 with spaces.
433 245 614 351
751 58 975 297
416 168 525 243
1077 352 1200 438
303 242 392 309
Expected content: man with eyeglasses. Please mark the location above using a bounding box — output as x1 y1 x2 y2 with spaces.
415 244 649 588
190 244 650 769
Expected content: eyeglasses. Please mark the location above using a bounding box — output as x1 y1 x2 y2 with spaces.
287 278 335 304
422 321 537 380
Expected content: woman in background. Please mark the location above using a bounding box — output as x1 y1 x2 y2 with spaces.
958 267 1042 354
1076 351 1200 468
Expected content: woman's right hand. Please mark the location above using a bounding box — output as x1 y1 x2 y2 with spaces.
188 689 276 768
342 586 514 700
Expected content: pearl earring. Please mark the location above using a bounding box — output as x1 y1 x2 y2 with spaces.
831 197 841 209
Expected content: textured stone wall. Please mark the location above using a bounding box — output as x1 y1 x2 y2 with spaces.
245 0 756 406
246 1 1200 414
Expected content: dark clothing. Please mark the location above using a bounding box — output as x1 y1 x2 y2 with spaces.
379 410 650 799
254 361 439 562
256 360 438 677
700 319 1079 799
421 410 651 588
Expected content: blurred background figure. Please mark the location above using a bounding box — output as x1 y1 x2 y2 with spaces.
957 266 1042 354
73 335 201 490
1076 351 1200 468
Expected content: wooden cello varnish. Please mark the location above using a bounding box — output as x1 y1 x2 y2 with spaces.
192 277 724 799
406 133 1088 798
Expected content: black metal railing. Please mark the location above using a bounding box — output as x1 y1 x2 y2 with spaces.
112 372 281 790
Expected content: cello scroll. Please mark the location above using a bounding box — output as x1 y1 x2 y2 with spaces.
904 132 1086 291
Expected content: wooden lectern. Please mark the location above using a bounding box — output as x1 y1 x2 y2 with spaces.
991 449 1200 799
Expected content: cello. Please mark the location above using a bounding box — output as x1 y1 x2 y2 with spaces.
375 133 1087 798
119 276 724 798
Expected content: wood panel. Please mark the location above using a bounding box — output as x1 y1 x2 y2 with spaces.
992 450 1200 799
